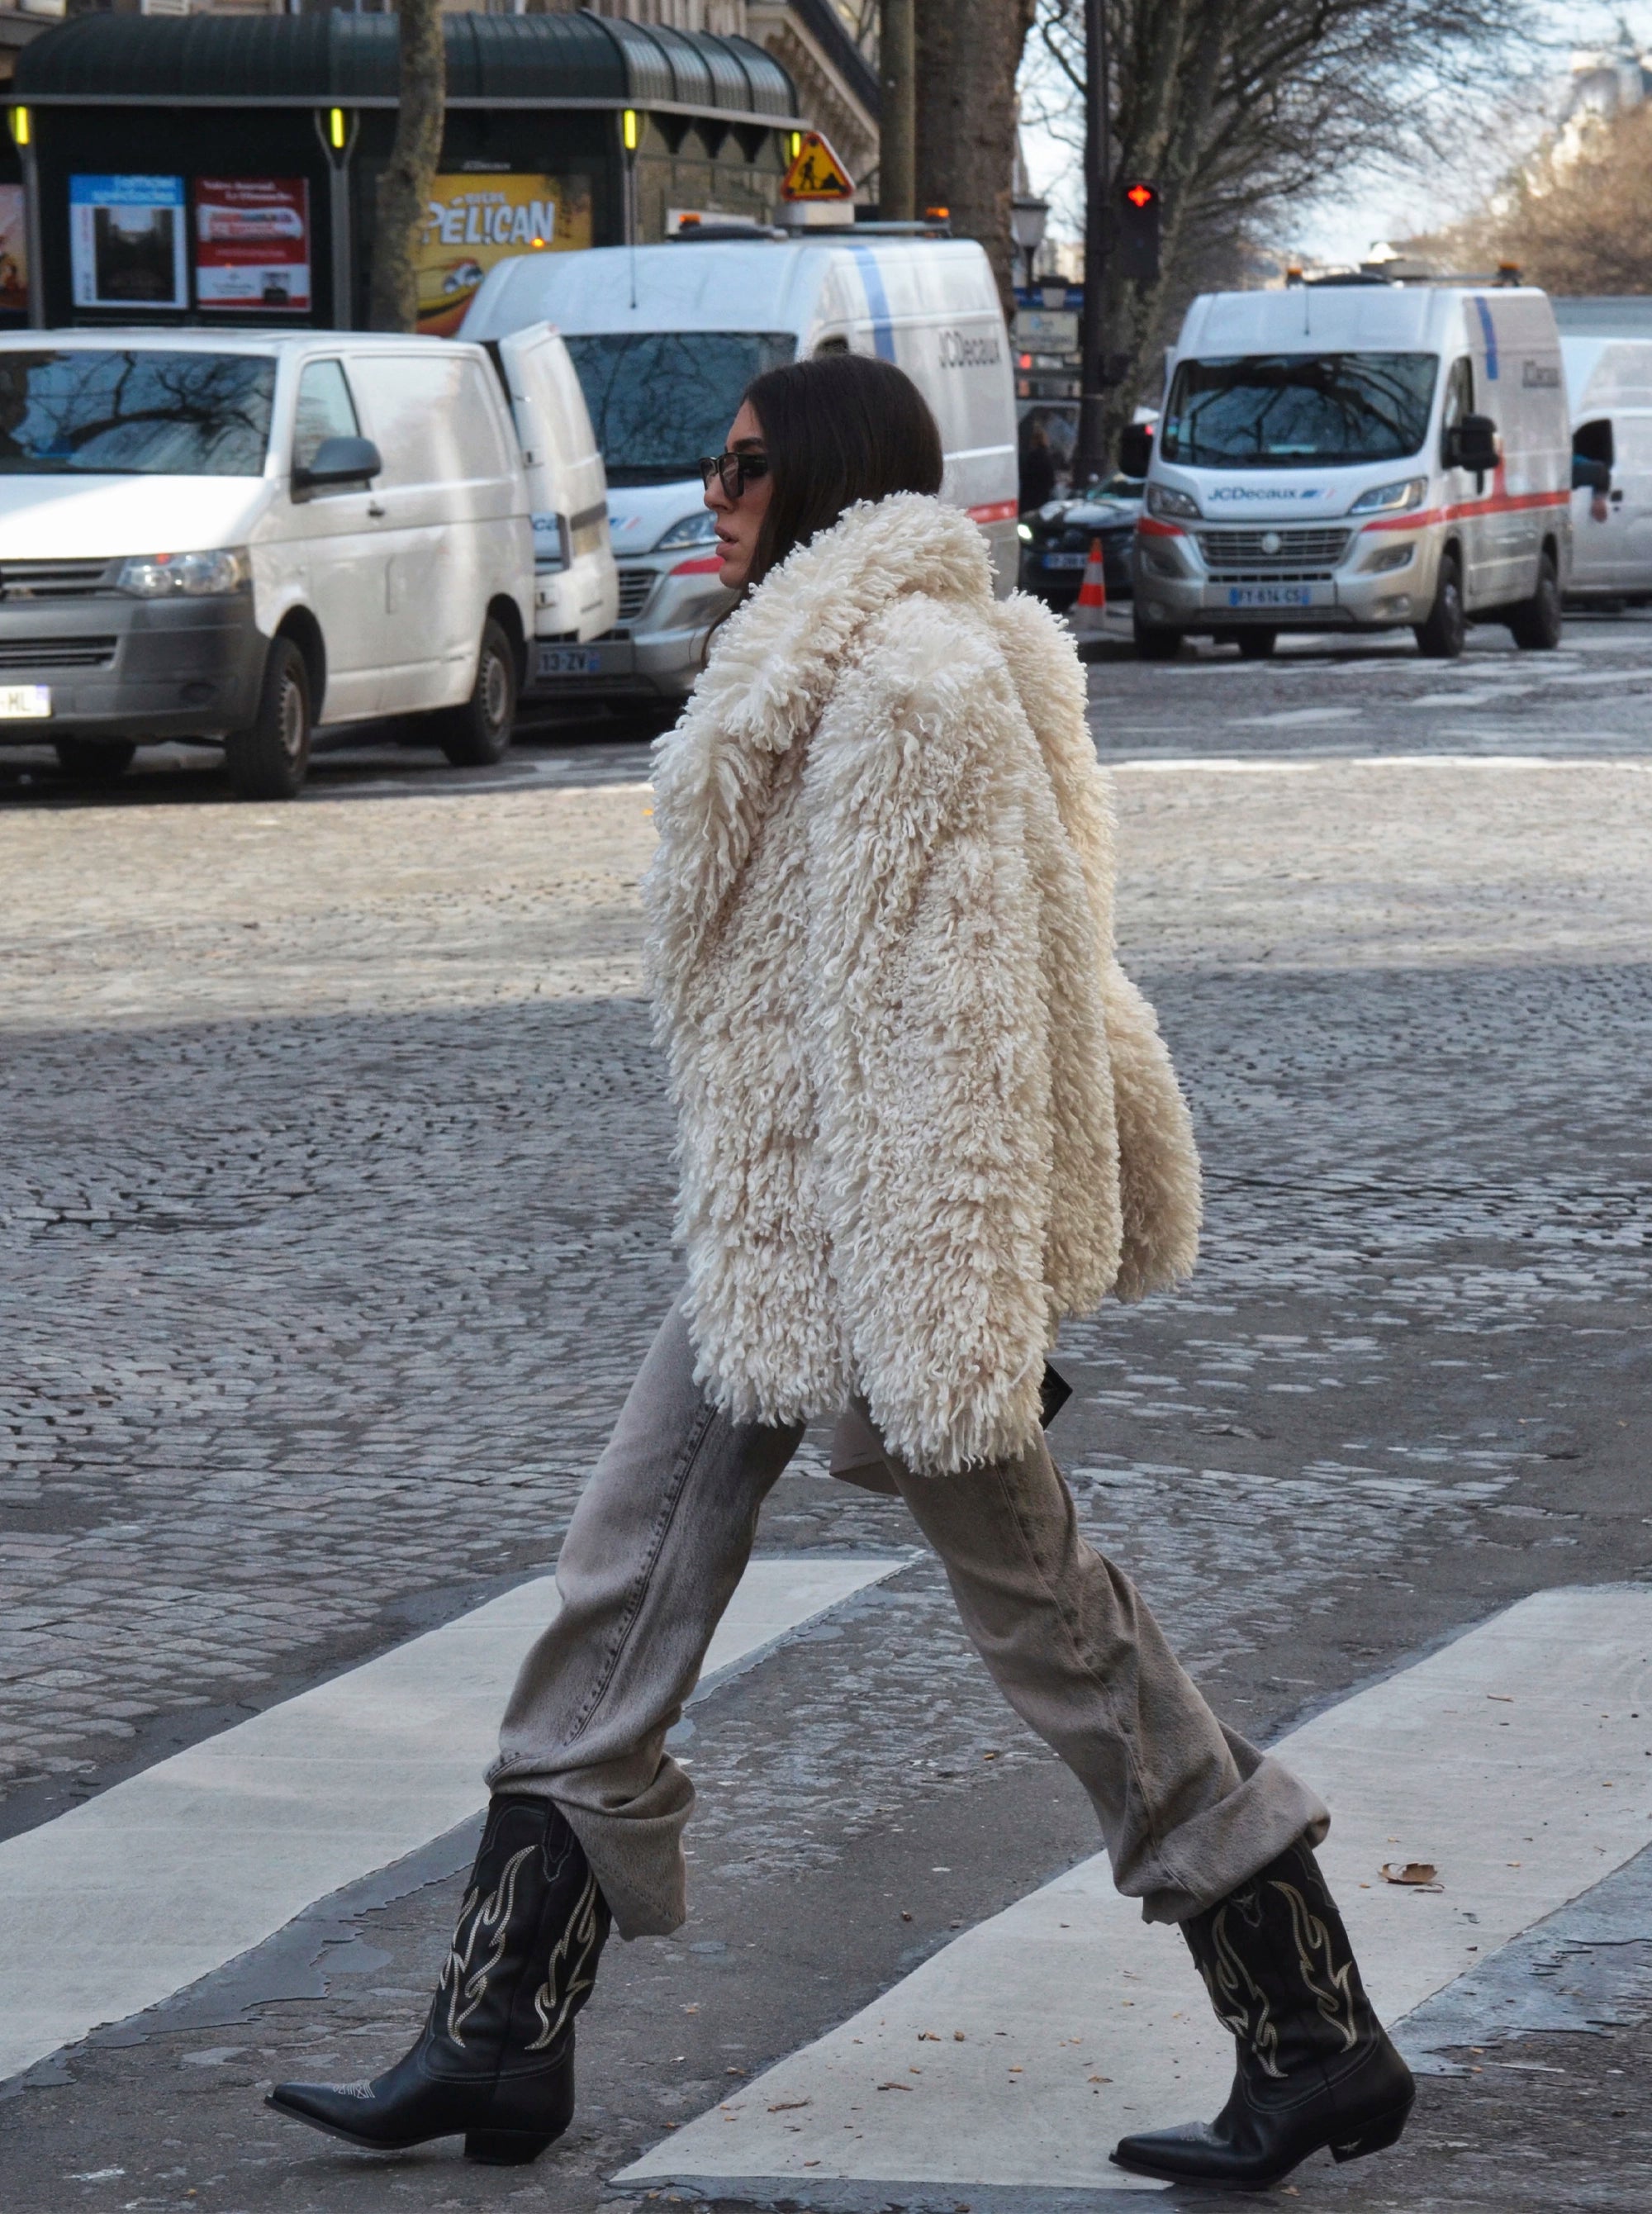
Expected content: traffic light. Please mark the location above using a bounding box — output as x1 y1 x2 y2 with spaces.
1118 178 1160 283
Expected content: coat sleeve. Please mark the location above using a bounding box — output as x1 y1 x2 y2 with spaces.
801 599 1055 1475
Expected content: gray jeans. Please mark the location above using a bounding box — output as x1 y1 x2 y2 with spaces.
488 1295 1327 1940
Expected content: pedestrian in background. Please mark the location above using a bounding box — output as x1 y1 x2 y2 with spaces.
269 353 1414 2190
1019 412 1057 511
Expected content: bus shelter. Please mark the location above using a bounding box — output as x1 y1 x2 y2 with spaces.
9 11 801 332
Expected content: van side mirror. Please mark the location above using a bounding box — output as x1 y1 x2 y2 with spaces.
292 435 382 499
1445 413 1498 475
1116 423 1153 479
1572 454 1611 494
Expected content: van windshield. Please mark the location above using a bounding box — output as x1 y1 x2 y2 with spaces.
0 350 277 475
1161 353 1437 468
562 330 796 485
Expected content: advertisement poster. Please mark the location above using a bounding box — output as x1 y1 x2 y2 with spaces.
195 178 311 313
69 175 188 310
0 184 26 316
416 173 591 335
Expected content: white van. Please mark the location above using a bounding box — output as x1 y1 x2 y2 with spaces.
460 233 1018 708
1135 283 1571 658
0 324 617 797
1559 332 1652 604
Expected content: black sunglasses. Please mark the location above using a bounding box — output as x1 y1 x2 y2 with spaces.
698 450 771 500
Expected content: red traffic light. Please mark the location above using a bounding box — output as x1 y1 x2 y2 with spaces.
1124 181 1156 209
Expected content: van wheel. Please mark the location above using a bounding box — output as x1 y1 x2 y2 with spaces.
1507 549 1563 650
1133 618 1184 662
1236 629 1278 659
437 619 517 767
1413 549 1465 659
225 637 311 801
55 738 135 785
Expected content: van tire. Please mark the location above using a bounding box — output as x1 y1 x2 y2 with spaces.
437 619 516 767
1133 618 1184 662
225 637 311 801
1506 549 1563 651
55 738 135 785
1236 629 1278 659
1414 549 1465 659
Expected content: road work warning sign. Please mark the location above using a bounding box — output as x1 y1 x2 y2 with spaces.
781 131 854 201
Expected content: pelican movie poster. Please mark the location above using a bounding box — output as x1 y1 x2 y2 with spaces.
416 173 591 336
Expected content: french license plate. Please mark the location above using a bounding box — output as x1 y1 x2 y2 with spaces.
1225 584 1317 608
1043 550 1089 571
0 683 51 718
537 646 600 678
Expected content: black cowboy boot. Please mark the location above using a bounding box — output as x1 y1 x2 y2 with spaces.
1111 1836 1414 2189
268 1794 610 2166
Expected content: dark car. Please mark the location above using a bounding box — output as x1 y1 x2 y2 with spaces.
1018 477 1143 614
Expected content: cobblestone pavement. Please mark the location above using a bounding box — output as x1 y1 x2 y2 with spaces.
1 617 1649 2211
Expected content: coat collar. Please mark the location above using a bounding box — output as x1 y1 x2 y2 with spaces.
645 495 994 980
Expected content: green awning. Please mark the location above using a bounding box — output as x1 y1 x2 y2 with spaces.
14 12 800 124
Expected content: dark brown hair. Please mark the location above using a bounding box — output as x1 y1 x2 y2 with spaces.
741 351 944 589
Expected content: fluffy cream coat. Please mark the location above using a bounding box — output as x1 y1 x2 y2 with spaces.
643 492 1200 1475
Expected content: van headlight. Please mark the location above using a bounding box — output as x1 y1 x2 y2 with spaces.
117 548 251 596
653 510 717 551
1348 477 1427 515
1146 482 1201 520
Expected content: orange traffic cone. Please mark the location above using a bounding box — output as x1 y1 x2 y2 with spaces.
1070 535 1108 642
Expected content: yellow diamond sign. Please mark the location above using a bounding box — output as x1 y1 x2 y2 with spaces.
781 130 855 202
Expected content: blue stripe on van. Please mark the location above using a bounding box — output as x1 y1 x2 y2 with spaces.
846 240 897 361
1472 295 1499 380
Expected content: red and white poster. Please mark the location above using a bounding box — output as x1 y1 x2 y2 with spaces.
194 178 311 313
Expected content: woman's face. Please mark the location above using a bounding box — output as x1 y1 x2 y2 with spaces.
705 400 772 591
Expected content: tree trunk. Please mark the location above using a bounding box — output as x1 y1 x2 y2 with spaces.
914 0 1037 319
368 0 446 334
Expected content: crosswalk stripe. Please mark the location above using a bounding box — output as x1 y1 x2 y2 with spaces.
0 1553 909 2086
616 1584 1652 2199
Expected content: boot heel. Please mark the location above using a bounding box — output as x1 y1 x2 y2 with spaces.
1331 2098 1413 2164
464 2129 556 2166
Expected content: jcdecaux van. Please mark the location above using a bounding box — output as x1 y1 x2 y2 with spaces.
1133 282 1571 659
462 232 1018 708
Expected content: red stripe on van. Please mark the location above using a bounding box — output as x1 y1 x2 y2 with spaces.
969 499 1020 524
1361 487 1570 532
1136 515 1186 537
671 554 725 575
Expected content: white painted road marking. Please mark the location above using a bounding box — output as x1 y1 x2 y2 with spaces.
0 1554 907 2085
618 1584 1652 2199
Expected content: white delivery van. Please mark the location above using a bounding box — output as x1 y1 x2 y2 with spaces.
461 233 1018 707
1559 332 1652 604
1134 281 1571 659
0 323 615 797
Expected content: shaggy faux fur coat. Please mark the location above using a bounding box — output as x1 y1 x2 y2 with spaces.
643 492 1201 1475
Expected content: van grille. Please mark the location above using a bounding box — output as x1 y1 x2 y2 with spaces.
615 568 656 624
0 559 118 600
0 634 117 668
1197 527 1351 581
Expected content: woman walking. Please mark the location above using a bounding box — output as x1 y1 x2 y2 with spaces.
268 354 1413 2190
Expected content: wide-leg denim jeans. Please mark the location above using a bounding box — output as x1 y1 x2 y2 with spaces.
488 1294 1327 1939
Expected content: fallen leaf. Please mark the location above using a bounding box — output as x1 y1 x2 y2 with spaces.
1487 1694 1514 1703
918 2031 940 2041
877 2081 914 2092
953 2031 966 2041
768 2099 810 2112
1381 1861 1441 1888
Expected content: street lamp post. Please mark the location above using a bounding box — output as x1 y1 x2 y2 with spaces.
1072 0 1108 489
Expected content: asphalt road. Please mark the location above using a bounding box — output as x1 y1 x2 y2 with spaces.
1 614 1648 2213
